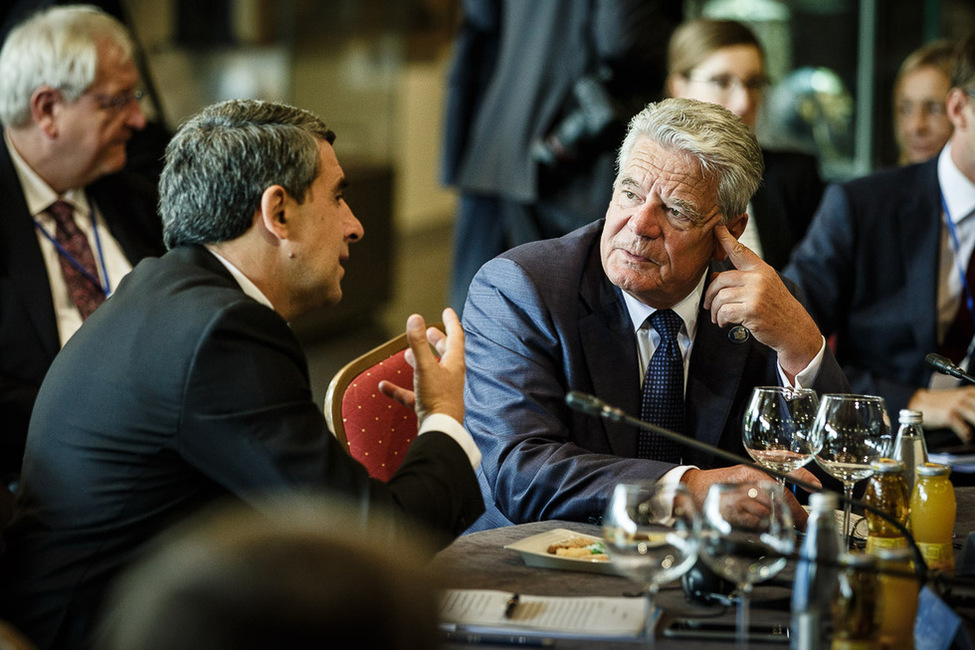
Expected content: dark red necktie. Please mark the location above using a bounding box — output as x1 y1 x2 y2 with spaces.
47 200 105 320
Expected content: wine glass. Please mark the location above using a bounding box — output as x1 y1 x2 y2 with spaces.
603 482 700 649
742 386 820 487
810 393 893 546
699 482 795 650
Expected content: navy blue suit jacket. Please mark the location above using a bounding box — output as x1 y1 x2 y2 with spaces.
784 157 942 417
464 221 849 529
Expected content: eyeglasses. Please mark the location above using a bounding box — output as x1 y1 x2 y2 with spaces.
87 89 145 113
896 100 946 118
685 74 770 96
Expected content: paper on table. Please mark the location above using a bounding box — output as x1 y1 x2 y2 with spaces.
439 589 646 639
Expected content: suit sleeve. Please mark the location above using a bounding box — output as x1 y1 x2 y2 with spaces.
464 257 677 525
177 300 482 543
784 184 917 412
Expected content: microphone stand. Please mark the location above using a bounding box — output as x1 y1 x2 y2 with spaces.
565 391 930 586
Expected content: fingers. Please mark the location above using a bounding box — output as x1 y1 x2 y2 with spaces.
377 379 415 409
788 467 822 493
714 224 760 270
404 313 430 366
439 307 464 362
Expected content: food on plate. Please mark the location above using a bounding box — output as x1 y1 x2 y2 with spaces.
546 536 609 561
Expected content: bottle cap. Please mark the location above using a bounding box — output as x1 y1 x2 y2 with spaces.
870 458 904 473
898 409 923 424
808 491 838 512
916 462 950 477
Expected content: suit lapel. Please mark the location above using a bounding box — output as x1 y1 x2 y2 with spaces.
578 243 641 457
685 271 749 455
900 161 942 353
0 145 60 359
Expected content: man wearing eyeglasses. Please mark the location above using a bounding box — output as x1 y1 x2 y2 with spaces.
0 5 164 481
785 33 975 448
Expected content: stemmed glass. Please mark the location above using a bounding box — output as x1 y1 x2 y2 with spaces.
810 393 893 546
699 482 795 650
742 386 820 487
603 482 700 649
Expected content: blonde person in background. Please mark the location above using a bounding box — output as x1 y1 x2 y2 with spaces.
665 18 824 271
894 40 955 166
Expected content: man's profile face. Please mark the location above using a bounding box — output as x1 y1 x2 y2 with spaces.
56 39 145 187
600 137 723 309
284 140 364 314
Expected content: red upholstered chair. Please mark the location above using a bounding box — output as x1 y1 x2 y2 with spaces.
324 330 430 482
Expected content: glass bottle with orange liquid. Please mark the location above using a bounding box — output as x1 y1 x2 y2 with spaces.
909 462 955 573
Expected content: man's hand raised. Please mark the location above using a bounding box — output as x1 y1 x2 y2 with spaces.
703 225 823 381
378 308 466 425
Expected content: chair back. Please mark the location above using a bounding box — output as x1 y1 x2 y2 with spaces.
324 331 427 482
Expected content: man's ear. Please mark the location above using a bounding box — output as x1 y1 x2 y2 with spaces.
946 87 969 131
258 185 289 240
712 214 747 263
727 213 748 240
30 87 61 137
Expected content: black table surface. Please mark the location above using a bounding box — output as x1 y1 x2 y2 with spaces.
432 487 975 649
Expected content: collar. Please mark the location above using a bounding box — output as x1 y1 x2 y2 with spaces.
205 247 275 311
939 142 975 224
620 271 706 336
5 130 90 218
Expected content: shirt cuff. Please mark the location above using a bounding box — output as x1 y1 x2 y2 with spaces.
777 335 827 389
652 464 697 524
418 413 481 470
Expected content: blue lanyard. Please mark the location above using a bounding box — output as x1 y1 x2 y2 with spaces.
33 206 111 296
942 192 975 350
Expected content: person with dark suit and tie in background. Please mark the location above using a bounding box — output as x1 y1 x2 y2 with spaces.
0 99 484 650
665 18 824 271
462 98 849 532
785 33 975 449
0 5 164 480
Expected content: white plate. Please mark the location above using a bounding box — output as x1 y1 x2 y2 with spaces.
504 528 617 575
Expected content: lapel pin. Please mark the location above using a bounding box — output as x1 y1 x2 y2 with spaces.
728 325 750 344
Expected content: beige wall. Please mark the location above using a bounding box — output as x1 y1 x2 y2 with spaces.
128 0 457 236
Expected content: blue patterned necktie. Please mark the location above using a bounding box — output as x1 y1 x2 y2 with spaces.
637 309 684 462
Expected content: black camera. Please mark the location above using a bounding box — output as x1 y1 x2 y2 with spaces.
531 70 617 167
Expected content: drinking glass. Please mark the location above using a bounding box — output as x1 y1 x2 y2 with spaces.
742 386 820 487
603 482 700 649
699 482 795 650
810 393 893 546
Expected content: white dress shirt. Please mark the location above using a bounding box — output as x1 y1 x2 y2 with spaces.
932 143 975 389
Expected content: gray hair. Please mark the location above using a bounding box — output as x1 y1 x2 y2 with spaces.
0 5 135 128
616 98 764 220
160 99 335 250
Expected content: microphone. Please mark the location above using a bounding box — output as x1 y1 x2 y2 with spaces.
926 353 975 384
564 390 929 584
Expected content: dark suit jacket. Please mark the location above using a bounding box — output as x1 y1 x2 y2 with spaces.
784 157 942 417
452 0 680 214
0 143 164 474
463 221 849 530
0 246 483 650
754 149 825 270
